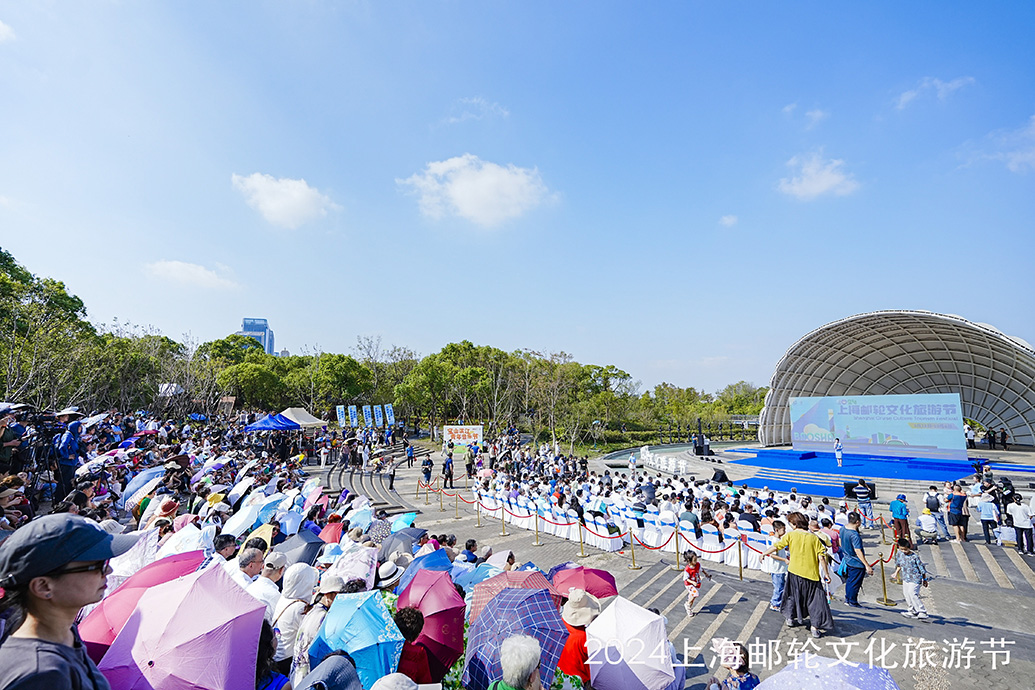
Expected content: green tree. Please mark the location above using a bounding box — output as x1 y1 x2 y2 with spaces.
198 334 265 365
216 362 286 409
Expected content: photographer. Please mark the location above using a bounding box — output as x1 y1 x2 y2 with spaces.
54 421 84 502
0 411 23 476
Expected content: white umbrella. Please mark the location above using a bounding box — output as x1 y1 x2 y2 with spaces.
155 523 203 560
587 596 675 690
221 503 262 538
227 477 255 507
125 477 163 512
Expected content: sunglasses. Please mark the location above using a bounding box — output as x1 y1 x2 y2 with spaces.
48 559 109 576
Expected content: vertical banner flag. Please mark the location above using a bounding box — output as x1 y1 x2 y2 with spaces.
348 405 359 428
336 405 346 428
362 405 373 427
373 404 384 427
385 403 396 427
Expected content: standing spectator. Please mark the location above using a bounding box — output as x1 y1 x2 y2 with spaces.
987 428 997 450
442 453 454 489
1000 428 1010 451
947 484 970 542
890 494 912 549
892 538 930 620
978 495 1001 545
838 512 872 607
761 520 789 612
965 424 976 449
681 551 712 617
762 511 835 639
1007 494 1034 556
852 479 874 528
557 589 601 685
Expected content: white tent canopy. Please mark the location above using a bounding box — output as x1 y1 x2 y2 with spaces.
279 407 327 428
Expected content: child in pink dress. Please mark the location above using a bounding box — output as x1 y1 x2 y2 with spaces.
683 550 713 616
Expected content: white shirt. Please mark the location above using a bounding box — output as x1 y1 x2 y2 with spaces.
1007 503 1033 528
246 575 282 623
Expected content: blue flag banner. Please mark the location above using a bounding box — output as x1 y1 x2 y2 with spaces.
373 404 384 427
385 403 396 427
362 405 373 427
348 405 359 428
336 405 346 428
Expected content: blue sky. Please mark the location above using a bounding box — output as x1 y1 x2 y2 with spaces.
1 2 1033 393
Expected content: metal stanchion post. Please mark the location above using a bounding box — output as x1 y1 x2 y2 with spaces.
738 535 744 582
628 534 641 570
880 516 889 545
577 522 588 558
425 483 430 505
476 497 481 527
415 481 421 499
877 553 896 607
499 505 508 537
532 512 543 547
465 474 469 490
439 487 445 512
454 492 459 520
672 529 681 572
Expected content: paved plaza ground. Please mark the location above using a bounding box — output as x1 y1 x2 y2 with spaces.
321 450 1035 690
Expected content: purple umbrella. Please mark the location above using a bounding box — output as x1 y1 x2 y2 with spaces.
98 563 265 690
463 588 568 690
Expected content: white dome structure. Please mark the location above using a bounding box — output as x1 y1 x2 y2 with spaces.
759 310 1035 447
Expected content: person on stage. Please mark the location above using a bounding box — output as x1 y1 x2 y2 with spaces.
833 438 843 468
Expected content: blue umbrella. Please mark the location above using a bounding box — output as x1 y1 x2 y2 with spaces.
117 467 164 509
396 548 452 594
548 561 579 582
463 588 568 690
450 560 475 584
307 591 404 690
516 561 547 575
118 439 136 449
757 655 900 689
454 563 502 592
390 512 417 532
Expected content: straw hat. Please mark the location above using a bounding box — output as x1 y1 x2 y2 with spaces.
561 588 601 627
346 527 364 543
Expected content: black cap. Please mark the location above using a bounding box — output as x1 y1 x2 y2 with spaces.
0 514 140 588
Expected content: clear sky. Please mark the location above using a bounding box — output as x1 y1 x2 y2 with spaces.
1 2 1033 394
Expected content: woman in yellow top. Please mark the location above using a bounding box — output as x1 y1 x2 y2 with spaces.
762 511 834 638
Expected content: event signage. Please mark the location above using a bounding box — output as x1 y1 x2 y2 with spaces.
443 425 483 446
362 405 373 427
348 405 359 428
789 393 967 460
385 403 396 427
335 405 346 428
373 404 384 427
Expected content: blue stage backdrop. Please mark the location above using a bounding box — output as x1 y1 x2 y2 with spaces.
790 393 967 461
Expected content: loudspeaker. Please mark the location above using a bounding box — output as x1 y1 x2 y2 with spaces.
711 469 730 483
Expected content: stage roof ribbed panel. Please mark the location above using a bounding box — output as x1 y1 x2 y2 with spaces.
758 310 1035 447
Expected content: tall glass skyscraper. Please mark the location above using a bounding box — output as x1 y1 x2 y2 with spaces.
236 318 276 355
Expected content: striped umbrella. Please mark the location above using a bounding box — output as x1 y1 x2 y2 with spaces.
469 570 563 623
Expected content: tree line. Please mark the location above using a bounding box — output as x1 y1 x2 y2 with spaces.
1 248 766 448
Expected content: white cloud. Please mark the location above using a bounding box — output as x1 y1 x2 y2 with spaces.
146 261 239 290
896 76 975 109
443 97 510 125
782 103 797 114
398 153 552 228
778 151 859 200
805 109 829 129
981 114 1035 173
231 172 340 229
0 20 15 43
719 215 738 227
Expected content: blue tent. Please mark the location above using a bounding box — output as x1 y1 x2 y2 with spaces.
243 414 301 432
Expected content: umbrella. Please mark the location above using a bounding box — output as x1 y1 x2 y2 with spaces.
119 467 165 509
227 476 255 507
345 506 374 532
235 459 258 483
390 512 417 532
463 588 568 690
548 561 580 582
155 523 203 560
453 562 502 592
552 566 619 599
245 524 276 552
477 468 494 478
396 548 452 594
450 560 475 583
307 591 404 690
515 561 548 576
118 439 136 449
302 485 324 512
98 564 266 690
756 655 900 689
587 597 674 690
79 550 205 663
378 528 427 561
319 522 346 544
278 509 304 536
327 542 379 590
397 570 466 682
469 571 564 623
125 477 163 513
133 429 159 436
275 529 325 566
221 502 262 538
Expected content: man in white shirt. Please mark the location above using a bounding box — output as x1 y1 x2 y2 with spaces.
227 546 264 591
1007 494 1035 556
247 551 288 622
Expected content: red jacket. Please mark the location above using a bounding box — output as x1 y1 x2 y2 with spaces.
557 621 590 683
398 640 433 684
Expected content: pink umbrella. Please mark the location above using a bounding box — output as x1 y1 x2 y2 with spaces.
303 485 324 512
398 570 466 682
133 430 159 436
551 566 619 599
319 522 345 544
469 571 564 622
477 468 494 478
79 550 205 663
98 564 265 690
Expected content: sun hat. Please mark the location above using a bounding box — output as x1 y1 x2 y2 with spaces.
264 551 288 570
99 519 127 534
389 550 413 568
317 572 346 595
897 494 907 501
922 508 932 515
0 514 140 588
370 673 417 690
377 561 403 589
0 488 17 500
561 588 601 627
297 655 363 690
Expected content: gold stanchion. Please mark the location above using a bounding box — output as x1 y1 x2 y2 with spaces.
532 512 543 547
465 474 469 490
476 497 481 527
628 533 641 570
454 492 460 520
499 505 508 537
880 516 890 545
876 553 896 607
738 535 744 582
439 487 444 512
672 529 682 572
415 481 421 499
424 483 430 505
577 522 588 558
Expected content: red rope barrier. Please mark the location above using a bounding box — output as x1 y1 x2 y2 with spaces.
629 530 676 550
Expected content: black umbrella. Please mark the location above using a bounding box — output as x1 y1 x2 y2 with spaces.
275 529 324 566
378 527 427 562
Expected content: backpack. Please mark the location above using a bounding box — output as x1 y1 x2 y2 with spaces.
925 493 941 511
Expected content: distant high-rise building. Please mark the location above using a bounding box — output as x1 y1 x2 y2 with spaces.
236 318 276 355
279 348 290 357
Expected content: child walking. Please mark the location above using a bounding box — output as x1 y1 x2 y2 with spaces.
683 550 712 617
892 537 931 619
